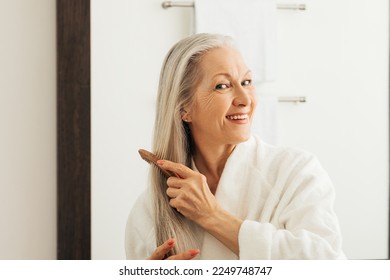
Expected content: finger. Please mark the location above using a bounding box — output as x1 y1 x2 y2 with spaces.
166 187 181 198
147 238 175 260
166 249 200 260
168 197 179 211
166 176 184 189
167 198 185 215
157 160 193 179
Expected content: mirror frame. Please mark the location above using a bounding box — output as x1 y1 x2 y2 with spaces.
56 0 390 260
57 0 90 259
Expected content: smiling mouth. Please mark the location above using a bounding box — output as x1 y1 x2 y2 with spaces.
225 114 249 120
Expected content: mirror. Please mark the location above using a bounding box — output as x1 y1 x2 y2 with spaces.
58 0 389 259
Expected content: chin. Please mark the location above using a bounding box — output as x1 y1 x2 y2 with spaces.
231 131 252 144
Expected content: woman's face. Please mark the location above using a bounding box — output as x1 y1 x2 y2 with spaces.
185 46 257 148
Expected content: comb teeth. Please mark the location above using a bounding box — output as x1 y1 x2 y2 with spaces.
138 149 175 177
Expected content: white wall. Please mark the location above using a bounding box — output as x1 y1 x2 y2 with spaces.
0 0 56 259
92 0 389 259
261 0 389 259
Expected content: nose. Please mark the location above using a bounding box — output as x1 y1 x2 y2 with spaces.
232 84 253 107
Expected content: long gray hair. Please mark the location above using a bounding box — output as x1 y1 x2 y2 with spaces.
151 33 234 256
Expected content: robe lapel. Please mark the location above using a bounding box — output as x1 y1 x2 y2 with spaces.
198 137 254 259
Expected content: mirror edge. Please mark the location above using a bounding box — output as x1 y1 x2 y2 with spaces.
57 0 91 259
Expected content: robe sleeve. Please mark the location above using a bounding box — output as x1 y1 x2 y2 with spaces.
125 191 155 259
238 153 346 259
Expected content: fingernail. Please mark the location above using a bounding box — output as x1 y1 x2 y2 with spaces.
190 249 200 256
167 238 175 246
157 160 164 166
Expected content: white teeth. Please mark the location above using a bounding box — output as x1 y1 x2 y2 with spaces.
226 114 249 120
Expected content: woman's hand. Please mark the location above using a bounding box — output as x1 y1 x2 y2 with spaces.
147 238 200 260
157 160 220 225
157 159 243 256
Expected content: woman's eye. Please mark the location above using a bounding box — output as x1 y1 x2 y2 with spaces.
215 84 228 90
242 79 252 86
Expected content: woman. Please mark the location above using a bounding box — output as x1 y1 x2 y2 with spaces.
125 33 345 260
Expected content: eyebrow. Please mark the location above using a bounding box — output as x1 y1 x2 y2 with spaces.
211 70 252 79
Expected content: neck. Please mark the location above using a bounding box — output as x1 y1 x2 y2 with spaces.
193 141 235 194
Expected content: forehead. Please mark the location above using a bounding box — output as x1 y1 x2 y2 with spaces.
198 46 248 76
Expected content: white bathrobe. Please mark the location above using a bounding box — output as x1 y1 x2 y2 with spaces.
125 136 345 259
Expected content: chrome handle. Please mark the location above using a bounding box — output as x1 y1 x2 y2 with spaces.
162 1 306 10
278 96 307 103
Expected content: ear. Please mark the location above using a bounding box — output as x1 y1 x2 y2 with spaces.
180 109 192 123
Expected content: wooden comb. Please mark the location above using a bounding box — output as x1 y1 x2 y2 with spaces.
138 149 176 177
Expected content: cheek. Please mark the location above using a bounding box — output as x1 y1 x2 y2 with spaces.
191 94 230 127
195 92 217 114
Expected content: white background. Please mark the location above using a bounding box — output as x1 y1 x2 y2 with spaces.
0 260 390 279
